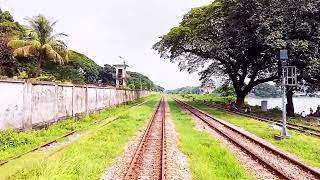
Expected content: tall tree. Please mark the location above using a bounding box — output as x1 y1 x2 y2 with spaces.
0 27 15 76
153 0 280 106
154 0 320 110
7 14 69 77
280 0 320 116
99 64 115 86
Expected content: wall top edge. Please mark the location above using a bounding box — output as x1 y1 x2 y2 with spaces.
0 78 150 92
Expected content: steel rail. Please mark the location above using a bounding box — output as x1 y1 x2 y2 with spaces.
204 102 320 137
174 98 320 180
124 96 166 180
0 130 76 166
0 98 151 167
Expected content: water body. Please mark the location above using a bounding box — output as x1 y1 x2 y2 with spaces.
246 97 320 114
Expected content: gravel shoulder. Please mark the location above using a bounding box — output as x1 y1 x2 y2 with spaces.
165 98 191 180
176 102 282 180
101 98 191 180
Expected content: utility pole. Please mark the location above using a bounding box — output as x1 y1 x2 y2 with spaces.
279 49 290 139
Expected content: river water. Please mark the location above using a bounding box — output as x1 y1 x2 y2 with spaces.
246 97 320 114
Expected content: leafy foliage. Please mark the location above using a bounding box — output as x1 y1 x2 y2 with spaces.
0 10 161 90
67 50 102 84
251 83 281 98
166 86 201 94
0 28 15 76
127 71 164 91
215 83 236 97
7 14 69 76
153 0 320 105
99 64 115 86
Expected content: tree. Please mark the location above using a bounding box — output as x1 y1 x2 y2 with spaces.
0 27 15 76
252 83 281 98
153 0 280 106
154 0 320 111
277 0 320 116
215 83 235 97
7 14 69 77
99 64 115 86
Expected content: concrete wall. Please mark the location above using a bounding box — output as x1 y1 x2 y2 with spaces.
0 79 149 131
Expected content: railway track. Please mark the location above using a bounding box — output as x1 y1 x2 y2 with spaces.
0 99 150 167
203 102 320 137
124 97 166 180
0 130 76 166
174 98 320 180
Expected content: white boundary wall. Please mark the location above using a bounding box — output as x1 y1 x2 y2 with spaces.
0 79 150 130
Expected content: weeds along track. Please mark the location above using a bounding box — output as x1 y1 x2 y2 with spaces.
0 99 151 167
124 96 166 180
204 102 320 137
0 130 76 166
174 98 320 180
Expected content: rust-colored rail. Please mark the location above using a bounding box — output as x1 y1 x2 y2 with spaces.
205 102 320 137
0 99 151 167
0 130 76 166
124 97 166 180
174 98 320 180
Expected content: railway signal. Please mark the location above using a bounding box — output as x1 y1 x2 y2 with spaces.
277 50 297 139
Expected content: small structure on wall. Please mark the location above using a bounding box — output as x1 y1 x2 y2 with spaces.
113 61 129 88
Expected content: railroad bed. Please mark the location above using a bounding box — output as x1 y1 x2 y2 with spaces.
201 101 320 137
174 98 320 180
124 96 166 179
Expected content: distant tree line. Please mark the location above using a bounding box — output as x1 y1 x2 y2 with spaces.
166 86 201 94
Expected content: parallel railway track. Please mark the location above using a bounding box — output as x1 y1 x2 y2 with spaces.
0 99 150 167
204 102 320 137
0 130 76 166
124 97 166 180
174 98 320 180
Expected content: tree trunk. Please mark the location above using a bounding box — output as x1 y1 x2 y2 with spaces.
286 87 295 117
235 93 246 107
35 54 43 77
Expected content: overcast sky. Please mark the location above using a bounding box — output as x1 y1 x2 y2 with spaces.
1 0 213 90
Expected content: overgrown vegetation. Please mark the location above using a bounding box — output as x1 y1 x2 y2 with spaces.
127 71 164 91
168 98 251 180
188 101 320 168
0 95 157 161
3 95 160 179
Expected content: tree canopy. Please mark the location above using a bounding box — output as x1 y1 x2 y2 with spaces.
153 0 320 107
7 15 69 77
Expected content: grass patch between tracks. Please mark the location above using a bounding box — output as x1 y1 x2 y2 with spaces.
168 98 251 180
3 95 160 180
188 101 320 168
0 95 159 179
0 95 155 161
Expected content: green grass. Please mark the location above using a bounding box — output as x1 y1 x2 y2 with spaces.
2 95 160 179
0 95 156 161
168 98 251 180
182 94 320 129
189 101 320 168
181 94 235 105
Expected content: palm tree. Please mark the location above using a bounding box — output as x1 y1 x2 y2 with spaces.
8 14 69 76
